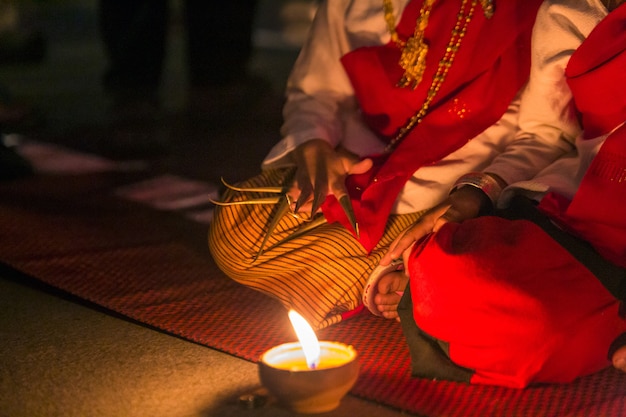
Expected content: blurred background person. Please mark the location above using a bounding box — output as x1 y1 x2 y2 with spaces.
98 0 260 158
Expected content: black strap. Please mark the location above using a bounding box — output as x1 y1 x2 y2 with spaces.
497 195 626 303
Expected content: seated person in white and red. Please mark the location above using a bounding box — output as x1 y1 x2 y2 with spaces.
372 0 626 388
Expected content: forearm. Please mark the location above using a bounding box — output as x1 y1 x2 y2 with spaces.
275 1 355 159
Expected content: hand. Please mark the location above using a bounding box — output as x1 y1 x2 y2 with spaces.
380 185 491 268
289 139 372 216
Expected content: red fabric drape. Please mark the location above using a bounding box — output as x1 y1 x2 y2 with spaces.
539 3 626 267
408 217 625 387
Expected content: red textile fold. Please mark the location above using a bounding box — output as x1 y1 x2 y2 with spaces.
408 217 625 388
565 3 626 139
539 5 626 267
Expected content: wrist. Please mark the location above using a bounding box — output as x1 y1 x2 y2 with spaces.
450 172 504 211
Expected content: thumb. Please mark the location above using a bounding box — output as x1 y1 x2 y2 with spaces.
432 216 449 232
348 157 373 175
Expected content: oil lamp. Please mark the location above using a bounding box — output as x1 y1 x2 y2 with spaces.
258 310 359 414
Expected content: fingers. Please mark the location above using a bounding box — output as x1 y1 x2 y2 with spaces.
381 202 452 265
294 190 310 213
292 140 325 213
378 188 489 282
338 194 359 238
333 159 371 237
380 229 406 266
293 171 328 217
292 161 318 214
346 157 373 175
292 140 331 215
292 141 373 220
382 221 431 263
310 171 328 217
291 141 376 237
433 208 455 232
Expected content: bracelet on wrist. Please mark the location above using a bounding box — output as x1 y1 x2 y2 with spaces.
450 172 503 208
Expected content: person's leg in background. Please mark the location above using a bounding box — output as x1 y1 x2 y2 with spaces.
184 0 265 124
98 0 170 158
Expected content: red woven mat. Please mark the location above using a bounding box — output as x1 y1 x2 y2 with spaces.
1 175 625 417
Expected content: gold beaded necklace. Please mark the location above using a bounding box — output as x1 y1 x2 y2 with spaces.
384 0 436 89
382 0 492 152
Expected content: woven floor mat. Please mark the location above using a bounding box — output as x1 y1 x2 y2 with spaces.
1 174 625 417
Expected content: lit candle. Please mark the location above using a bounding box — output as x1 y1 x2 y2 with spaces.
258 310 360 413
288 309 320 369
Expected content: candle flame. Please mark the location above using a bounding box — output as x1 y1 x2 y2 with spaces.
288 310 320 369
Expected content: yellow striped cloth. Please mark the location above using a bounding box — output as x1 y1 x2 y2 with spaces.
208 168 423 329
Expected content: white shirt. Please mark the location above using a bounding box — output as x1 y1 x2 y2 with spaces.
262 0 579 214
499 0 617 206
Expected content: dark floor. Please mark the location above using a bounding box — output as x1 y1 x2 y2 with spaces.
0 1 411 416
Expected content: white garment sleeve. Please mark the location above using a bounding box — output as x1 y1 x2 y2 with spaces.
493 0 609 207
485 1 607 188
262 0 406 168
262 0 356 168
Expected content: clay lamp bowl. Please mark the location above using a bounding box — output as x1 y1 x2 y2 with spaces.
258 311 359 414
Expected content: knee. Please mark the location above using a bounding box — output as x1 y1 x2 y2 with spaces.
208 209 257 276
